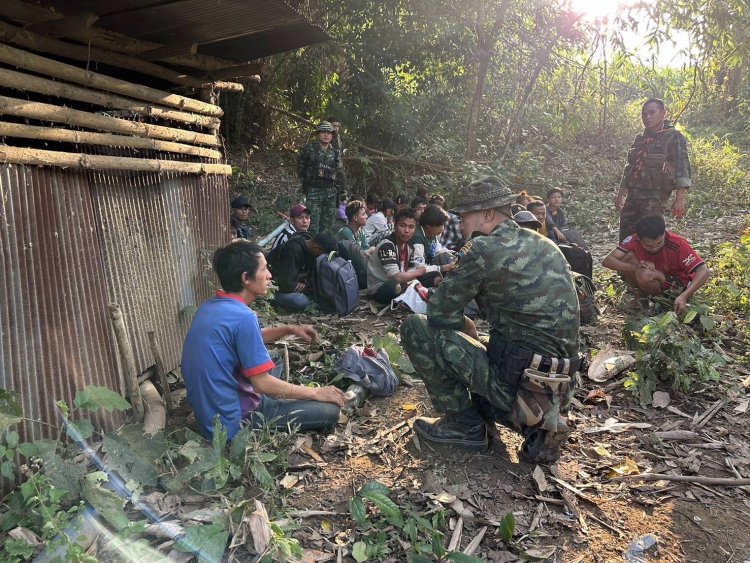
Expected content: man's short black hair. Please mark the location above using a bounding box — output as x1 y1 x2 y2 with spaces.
527 201 545 212
546 187 563 201
430 194 446 208
642 98 665 112
415 187 429 198
312 232 338 254
394 193 408 205
212 240 263 292
380 198 397 213
410 196 428 208
345 200 366 222
366 193 379 206
395 207 418 224
419 204 449 227
635 215 666 239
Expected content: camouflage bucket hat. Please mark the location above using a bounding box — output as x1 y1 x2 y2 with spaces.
451 176 518 214
316 121 335 133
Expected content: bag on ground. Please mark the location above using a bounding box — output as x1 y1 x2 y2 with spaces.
573 272 599 325
313 251 360 317
338 345 399 396
391 280 430 314
559 243 593 279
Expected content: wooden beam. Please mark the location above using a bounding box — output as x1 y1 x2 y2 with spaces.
0 95 221 147
25 12 99 37
140 43 199 61
0 122 223 160
0 67 221 130
0 146 232 175
0 21 243 92
1 0 243 72
207 62 264 81
0 42 223 117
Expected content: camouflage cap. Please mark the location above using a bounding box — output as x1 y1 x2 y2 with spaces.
451 176 518 214
316 121 335 133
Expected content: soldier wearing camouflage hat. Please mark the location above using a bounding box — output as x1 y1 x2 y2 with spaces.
297 121 346 235
400 176 582 463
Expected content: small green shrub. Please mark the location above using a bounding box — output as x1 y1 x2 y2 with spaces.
687 135 749 216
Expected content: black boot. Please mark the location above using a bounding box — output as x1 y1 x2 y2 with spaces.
413 410 488 451
520 421 570 464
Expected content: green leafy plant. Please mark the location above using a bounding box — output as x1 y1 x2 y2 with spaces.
623 311 725 405
348 480 483 562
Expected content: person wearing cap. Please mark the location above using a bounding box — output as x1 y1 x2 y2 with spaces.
230 195 252 240
271 204 311 251
297 121 345 235
513 210 542 232
399 176 582 463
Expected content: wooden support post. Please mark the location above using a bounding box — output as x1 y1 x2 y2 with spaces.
0 68 220 130
147 331 174 413
0 122 222 159
0 42 223 117
0 22 243 92
0 95 220 147
0 146 232 175
108 304 145 422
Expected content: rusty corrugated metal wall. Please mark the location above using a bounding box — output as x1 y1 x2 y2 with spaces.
0 160 229 439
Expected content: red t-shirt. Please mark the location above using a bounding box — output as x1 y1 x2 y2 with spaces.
618 231 705 286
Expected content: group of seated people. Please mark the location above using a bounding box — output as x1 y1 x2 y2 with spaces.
511 187 588 249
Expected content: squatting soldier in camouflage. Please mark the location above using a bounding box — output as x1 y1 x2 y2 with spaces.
616 98 691 242
297 121 345 235
400 176 582 463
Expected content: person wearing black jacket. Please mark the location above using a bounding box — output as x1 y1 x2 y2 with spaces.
268 232 337 311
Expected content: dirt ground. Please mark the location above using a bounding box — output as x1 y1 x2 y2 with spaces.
266 209 750 562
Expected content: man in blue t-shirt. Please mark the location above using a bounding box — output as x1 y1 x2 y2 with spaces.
182 240 345 440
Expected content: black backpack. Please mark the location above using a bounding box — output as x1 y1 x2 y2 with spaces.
313 252 360 317
559 244 593 279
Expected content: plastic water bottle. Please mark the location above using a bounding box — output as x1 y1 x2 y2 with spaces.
343 383 367 409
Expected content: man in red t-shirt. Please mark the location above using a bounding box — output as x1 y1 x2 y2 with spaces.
602 215 710 314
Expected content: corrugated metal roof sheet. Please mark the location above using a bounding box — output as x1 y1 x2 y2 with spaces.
39 0 329 63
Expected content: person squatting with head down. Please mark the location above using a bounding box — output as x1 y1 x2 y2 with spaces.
602 215 710 314
181 240 345 442
400 176 582 463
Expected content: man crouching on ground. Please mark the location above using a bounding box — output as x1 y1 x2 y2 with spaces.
182 240 345 441
400 176 582 463
602 215 710 314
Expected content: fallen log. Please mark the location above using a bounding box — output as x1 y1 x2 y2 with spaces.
613 473 750 486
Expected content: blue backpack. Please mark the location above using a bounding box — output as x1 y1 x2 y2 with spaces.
313 252 360 317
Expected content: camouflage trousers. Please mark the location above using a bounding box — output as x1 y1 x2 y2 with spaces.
400 315 575 433
619 194 670 242
306 184 337 235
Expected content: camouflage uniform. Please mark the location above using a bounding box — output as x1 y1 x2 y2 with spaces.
297 133 344 235
400 177 581 461
619 122 691 242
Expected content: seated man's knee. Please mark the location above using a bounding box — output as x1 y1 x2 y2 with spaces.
399 314 428 349
635 268 664 295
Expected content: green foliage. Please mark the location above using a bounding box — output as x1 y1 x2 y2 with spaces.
73 385 132 413
686 135 749 216
499 512 516 543
176 523 230 563
348 480 482 561
0 389 23 432
623 311 724 405
704 228 750 315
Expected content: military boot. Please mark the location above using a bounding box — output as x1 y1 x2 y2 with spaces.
520 418 570 464
413 409 488 451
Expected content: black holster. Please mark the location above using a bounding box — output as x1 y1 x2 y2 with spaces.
486 335 534 388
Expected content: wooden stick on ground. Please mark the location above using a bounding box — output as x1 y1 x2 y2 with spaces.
148 331 174 413
108 304 144 422
0 42 223 117
0 122 222 159
613 473 750 486
0 146 232 175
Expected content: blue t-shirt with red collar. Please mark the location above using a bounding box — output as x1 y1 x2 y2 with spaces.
618 231 705 286
181 291 274 440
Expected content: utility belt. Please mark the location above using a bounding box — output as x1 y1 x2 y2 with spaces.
487 333 583 388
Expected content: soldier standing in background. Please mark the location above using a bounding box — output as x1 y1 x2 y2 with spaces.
615 98 691 242
400 177 582 463
297 121 345 234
